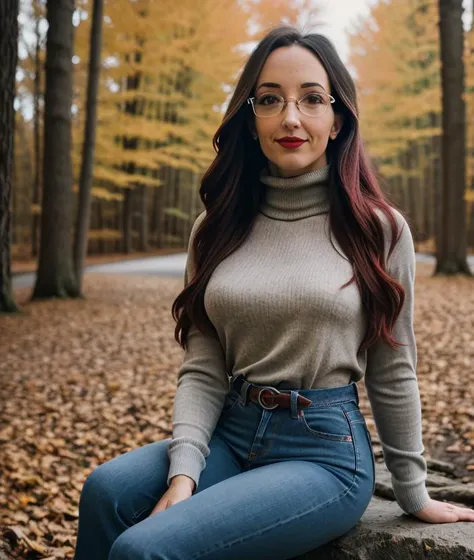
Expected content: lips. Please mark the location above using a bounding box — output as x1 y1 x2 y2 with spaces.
276 138 307 149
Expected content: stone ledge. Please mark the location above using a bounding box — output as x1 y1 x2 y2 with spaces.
293 497 474 559
374 462 474 507
291 457 474 560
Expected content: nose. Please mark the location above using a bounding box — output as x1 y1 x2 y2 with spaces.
281 99 301 128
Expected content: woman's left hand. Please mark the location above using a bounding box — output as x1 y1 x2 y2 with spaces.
411 499 474 523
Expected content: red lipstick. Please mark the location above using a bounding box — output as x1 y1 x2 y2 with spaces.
276 136 307 149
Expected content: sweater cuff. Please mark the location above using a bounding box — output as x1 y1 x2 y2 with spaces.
392 478 431 514
167 441 206 490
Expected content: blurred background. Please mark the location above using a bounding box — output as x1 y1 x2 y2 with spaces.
7 0 474 281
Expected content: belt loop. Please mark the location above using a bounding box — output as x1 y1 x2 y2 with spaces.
241 379 251 406
290 390 299 419
353 382 359 405
231 374 251 406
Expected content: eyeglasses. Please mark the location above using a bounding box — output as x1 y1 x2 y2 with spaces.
247 92 335 118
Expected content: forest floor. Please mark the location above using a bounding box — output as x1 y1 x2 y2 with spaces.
1 263 473 558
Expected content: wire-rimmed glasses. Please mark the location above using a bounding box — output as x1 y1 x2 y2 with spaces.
247 92 335 118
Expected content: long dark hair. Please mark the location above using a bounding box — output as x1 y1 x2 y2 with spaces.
172 25 407 354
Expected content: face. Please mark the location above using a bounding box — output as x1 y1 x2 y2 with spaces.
250 45 343 178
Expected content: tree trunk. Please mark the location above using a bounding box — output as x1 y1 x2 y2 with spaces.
0 0 20 313
435 0 472 275
32 2 42 258
432 112 443 252
422 138 434 248
138 185 149 251
163 165 172 246
33 0 79 299
120 49 141 253
122 189 133 253
155 180 165 249
115 198 121 253
98 199 105 254
73 0 104 294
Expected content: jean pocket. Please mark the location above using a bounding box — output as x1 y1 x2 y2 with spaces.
299 405 354 442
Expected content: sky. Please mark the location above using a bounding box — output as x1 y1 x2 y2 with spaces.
316 0 376 64
321 0 473 66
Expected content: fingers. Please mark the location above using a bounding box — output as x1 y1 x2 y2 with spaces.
444 504 474 523
150 499 169 516
151 499 174 516
414 500 474 524
161 499 172 511
455 506 474 522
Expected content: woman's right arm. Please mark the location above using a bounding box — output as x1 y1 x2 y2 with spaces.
167 211 230 492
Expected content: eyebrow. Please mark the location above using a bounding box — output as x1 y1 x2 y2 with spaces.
256 82 327 91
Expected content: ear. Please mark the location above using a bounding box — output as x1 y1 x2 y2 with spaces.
329 113 344 140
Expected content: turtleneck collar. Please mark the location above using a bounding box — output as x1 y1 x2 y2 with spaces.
259 163 331 221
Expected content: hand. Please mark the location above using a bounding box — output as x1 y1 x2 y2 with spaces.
411 499 474 523
149 475 195 516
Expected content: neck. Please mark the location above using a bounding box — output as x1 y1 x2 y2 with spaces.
259 164 331 221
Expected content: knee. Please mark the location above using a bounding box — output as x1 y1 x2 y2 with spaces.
79 462 120 515
109 528 149 560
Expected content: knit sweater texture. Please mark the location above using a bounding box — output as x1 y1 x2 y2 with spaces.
167 164 430 515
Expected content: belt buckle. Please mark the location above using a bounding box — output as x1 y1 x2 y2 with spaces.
257 386 281 410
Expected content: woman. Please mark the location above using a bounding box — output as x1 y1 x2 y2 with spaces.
74 25 474 560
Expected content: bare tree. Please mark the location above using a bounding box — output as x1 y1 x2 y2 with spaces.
435 0 472 275
33 0 78 299
0 0 21 313
73 0 104 294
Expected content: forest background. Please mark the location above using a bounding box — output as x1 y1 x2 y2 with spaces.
1 0 474 558
5 0 474 295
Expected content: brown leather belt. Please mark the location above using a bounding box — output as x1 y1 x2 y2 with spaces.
247 386 313 410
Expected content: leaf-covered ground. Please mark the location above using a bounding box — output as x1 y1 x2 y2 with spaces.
1 264 473 558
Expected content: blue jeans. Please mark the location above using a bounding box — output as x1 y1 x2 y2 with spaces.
74 380 375 560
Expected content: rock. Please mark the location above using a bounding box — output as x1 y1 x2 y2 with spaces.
426 458 458 476
290 462 474 559
292 498 474 559
428 485 474 507
372 453 461 477
374 462 474 507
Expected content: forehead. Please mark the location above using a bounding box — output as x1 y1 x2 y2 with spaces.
256 45 330 92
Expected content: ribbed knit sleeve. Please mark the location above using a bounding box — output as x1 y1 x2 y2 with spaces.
365 208 431 514
167 211 230 490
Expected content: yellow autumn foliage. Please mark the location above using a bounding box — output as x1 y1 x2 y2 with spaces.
349 0 474 195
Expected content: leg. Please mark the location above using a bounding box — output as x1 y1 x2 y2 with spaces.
108 460 369 560
74 435 242 560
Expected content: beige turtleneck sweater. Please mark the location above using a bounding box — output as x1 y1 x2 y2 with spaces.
167 164 430 515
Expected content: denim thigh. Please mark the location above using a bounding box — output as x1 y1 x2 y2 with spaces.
74 434 245 560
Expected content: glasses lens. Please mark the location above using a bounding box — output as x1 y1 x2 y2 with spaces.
253 94 284 117
298 93 331 117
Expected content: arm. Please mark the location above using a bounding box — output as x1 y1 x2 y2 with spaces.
365 208 430 515
167 211 230 491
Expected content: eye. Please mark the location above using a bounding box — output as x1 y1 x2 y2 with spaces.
256 94 281 105
301 93 324 104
